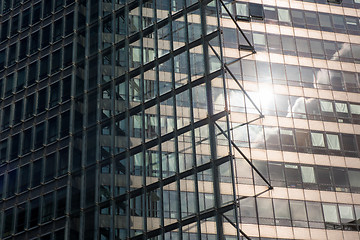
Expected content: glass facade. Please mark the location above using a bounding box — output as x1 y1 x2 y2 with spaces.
0 0 359 239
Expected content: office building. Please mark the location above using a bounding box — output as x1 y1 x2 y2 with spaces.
0 0 359 239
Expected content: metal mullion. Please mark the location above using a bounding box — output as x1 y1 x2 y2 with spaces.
138 1 148 238
124 3 132 238
153 1 165 238
65 0 79 237
110 1 117 239
214 0 241 239
79 1 91 238
182 1 201 238
168 4 183 238
200 0 224 239
94 1 102 234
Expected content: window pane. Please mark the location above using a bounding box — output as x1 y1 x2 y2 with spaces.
339 205 355 223
278 9 290 22
273 199 290 219
311 132 325 147
323 204 339 223
348 170 360 187
301 166 316 183
306 202 324 225
326 134 340 150
257 198 274 219
290 200 307 221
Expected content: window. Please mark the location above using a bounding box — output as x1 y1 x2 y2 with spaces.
0 140 8 163
37 88 47 113
22 128 32 154
1 20 9 41
306 202 324 228
64 44 73 67
301 166 316 184
49 82 60 107
3 208 14 237
319 13 332 31
332 168 349 191
280 129 295 151
310 39 325 58
264 6 277 22
32 160 43 187
285 164 301 188
19 165 30 192
53 19 63 42
41 193 54 223
29 198 40 228
2 106 11 129
7 170 17 197
348 170 360 188
317 166 333 191
0 49 5 69
35 123 45 149
235 2 249 20
249 3 264 19
290 200 308 227
10 134 20 160
338 205 355 225
323 204 339 225
55 0 64 11
16 68 26 90
41 25 51 48
11 14 19 35
47 117 58 143
13 100 23 124
51 49 62 73
5 74 14 97
295 129 311 152
257 198 274 225
56 188 67 217
239 197 257 223
32 3 41 25
40 56 49 79
342 134 357 153
16 203 27 233
326 134 340 150
305 12 320 30
291 10 305 27
58 148 69 175
21 8 30 30
273 199 291 226
282 36 296 55
264 126 280 150
311 132 325 147
278 8 291 24
30 32 39 54
8 44 17 66
43 0 52 18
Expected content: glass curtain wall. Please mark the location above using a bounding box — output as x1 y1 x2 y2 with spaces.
70 0 240 239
